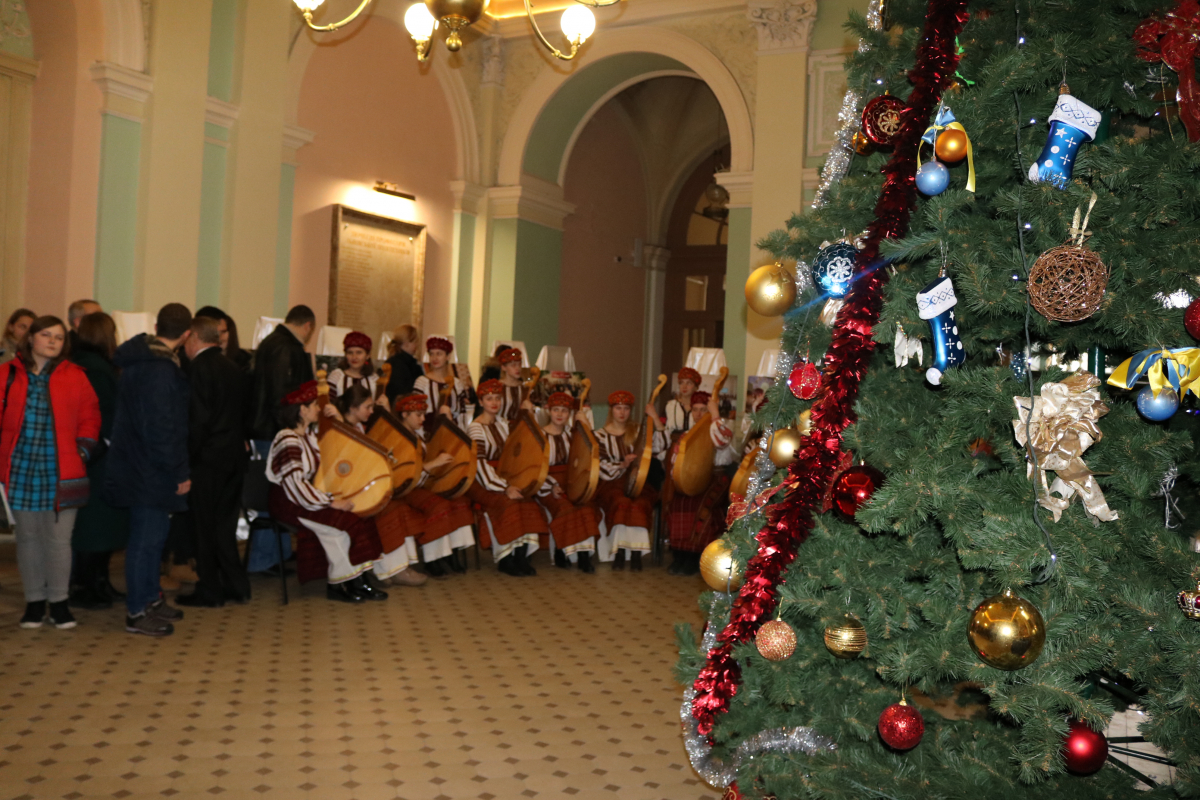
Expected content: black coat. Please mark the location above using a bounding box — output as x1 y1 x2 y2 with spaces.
187 347 247 473
250 325 313 440
106 334 191 512
384 349 422 408
70 346 129 552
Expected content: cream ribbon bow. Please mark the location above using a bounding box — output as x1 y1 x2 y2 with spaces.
1013 371 1119 523
894 323 923 368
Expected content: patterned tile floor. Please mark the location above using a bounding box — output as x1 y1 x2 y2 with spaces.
0 544 717 800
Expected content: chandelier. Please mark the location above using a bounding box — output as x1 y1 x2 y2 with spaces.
292 0 619 62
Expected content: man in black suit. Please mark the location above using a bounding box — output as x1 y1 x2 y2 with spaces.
178 316 250 607
249 305 315 442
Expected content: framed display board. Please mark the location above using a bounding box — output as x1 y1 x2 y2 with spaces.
329 205 426 336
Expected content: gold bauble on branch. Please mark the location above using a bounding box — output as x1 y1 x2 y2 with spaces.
767 427 803 468
700 539 744 592
966 588 1046 670
745 263 797 317
852 130 873 155
824 615 867 658
756 619 798 661
934 128 968 162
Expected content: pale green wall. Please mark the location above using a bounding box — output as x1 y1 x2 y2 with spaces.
453 210 476 348
274 164 296 316
487 217 519 348
812 0 869 51
511 219 562 358
0 12 33 60
196 139 229 307
207 0 239 102
723 207 751 386
94 115 143 310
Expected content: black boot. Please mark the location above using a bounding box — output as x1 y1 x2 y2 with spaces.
667 549 686 576
513 544 536 576
578 551 595 574
356 574 389 601
612 550 626 571
425 558 449 578
682 552 701 575
448 551 467 574
631 551 643 572
326 580 365 603
498 554 521 576
554 549 571 570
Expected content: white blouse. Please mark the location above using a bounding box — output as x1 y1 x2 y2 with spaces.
264 428 331 512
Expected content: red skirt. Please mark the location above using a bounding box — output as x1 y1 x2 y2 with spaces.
540 465 601 549
406 487 475 546
468 483 549 546
268 485 382 584
595 477 657 530
667 470 731 553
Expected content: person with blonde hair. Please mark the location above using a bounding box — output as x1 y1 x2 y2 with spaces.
384 323 421 408
0 308 35 365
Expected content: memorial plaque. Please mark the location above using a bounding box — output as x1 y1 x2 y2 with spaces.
329 205 426 335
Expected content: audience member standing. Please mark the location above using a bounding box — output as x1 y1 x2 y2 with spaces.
178 316 250 607
0 316 101 629
196 305 252 373
384 324 422 408
67 299 101 346
68 312 130 609
0 308 35 365
106 304 192 637
250 305 315 442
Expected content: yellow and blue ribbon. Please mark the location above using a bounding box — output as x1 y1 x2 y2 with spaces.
917 106 975 192
1107 347 1200 399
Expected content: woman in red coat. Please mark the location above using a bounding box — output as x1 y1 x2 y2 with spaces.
0 315 101 630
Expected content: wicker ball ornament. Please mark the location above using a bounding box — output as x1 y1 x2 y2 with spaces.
1028 243 1107 322
756 619 798 661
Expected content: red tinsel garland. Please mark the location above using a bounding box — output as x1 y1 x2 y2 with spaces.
690 0 971 740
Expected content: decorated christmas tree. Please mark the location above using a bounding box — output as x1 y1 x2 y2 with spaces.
677 1 1200 798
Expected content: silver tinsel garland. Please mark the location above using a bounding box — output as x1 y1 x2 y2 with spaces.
809 0 884 210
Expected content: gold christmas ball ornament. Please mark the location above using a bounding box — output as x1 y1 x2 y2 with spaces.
756 619 798 661
852 130 873 155
934 128 968 162
824 615 867 658
700 539 744 592
745 262 797 317
967 588 1046 670
767 427 803 468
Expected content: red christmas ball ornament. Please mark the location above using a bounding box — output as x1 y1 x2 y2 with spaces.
878 699 924 750
1062 720 1109 775
1185 297 1200 340
861 93 906 147
721 782 743 800
831 465 886 521
788 361 821 400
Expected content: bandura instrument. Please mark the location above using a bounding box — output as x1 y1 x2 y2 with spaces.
672 367 730 497
566 378 600 504
498 367 550 499
313 370 394 516
624 374 668 498
366 408 422 499
375 362 392 402
729 445 759 500
424 415 476 498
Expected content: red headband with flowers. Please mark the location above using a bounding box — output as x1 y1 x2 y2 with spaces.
547 391 575 410
478 379 505 398
395 393 428 413
678 367 701 386
283 381 318 406
343 331 372 352
608 390 635 407
498 348 522 365
426 336 453 355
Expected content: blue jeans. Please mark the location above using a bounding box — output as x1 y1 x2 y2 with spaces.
126 506 171 615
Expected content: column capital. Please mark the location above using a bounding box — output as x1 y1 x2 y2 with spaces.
205 96 239 130
282 124 316 163
715 171 754 208
450 181 487 215
747 0 817 55
487 176 576 231
90 61 153 121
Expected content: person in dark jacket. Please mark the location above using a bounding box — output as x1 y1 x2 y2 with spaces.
106 303 193 637
383 324 422 410
68 312 130 610
195 305 252 374
249 305 315 442
177 316 249 607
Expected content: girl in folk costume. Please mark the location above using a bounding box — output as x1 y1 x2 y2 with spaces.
665 391 736 576
593 390 667 571
329 385 427 587
539 392 601 574
327 331 377 398
264 381 389 604
385 392 476 578
468 379 551 577
664 367 701 440
496 347 528 422
413 336 474 431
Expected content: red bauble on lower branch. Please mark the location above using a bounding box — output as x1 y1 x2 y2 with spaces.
1062 720 1109 775
831 465 886 521
878 699 925 750
1186 296 1200 340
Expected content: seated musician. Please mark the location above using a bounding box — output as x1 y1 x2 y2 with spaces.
496 347 526 422
468 379 551 577
413 336 474 430
390 392 476 577
327 331 377 397
539 392 600 574
664 366 701 439
264 382 388 603
666 391 736 576
329 385 427 587
593 390 666 572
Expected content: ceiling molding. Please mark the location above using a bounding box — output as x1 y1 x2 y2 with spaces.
489 0 747 39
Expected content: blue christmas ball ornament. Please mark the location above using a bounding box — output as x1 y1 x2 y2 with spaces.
1136 385 1179 422
915 160 950 196
811 242 859 298
1010 352 1028 383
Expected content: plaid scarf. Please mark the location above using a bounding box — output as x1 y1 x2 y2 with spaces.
8 367 58 511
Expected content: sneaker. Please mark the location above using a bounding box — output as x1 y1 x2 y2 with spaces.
147 598 184 621
19 601 45 629
48 601 77 630
126 612 174 637
388 568 428 587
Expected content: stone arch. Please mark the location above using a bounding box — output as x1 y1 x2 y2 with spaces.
497 26 753 189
